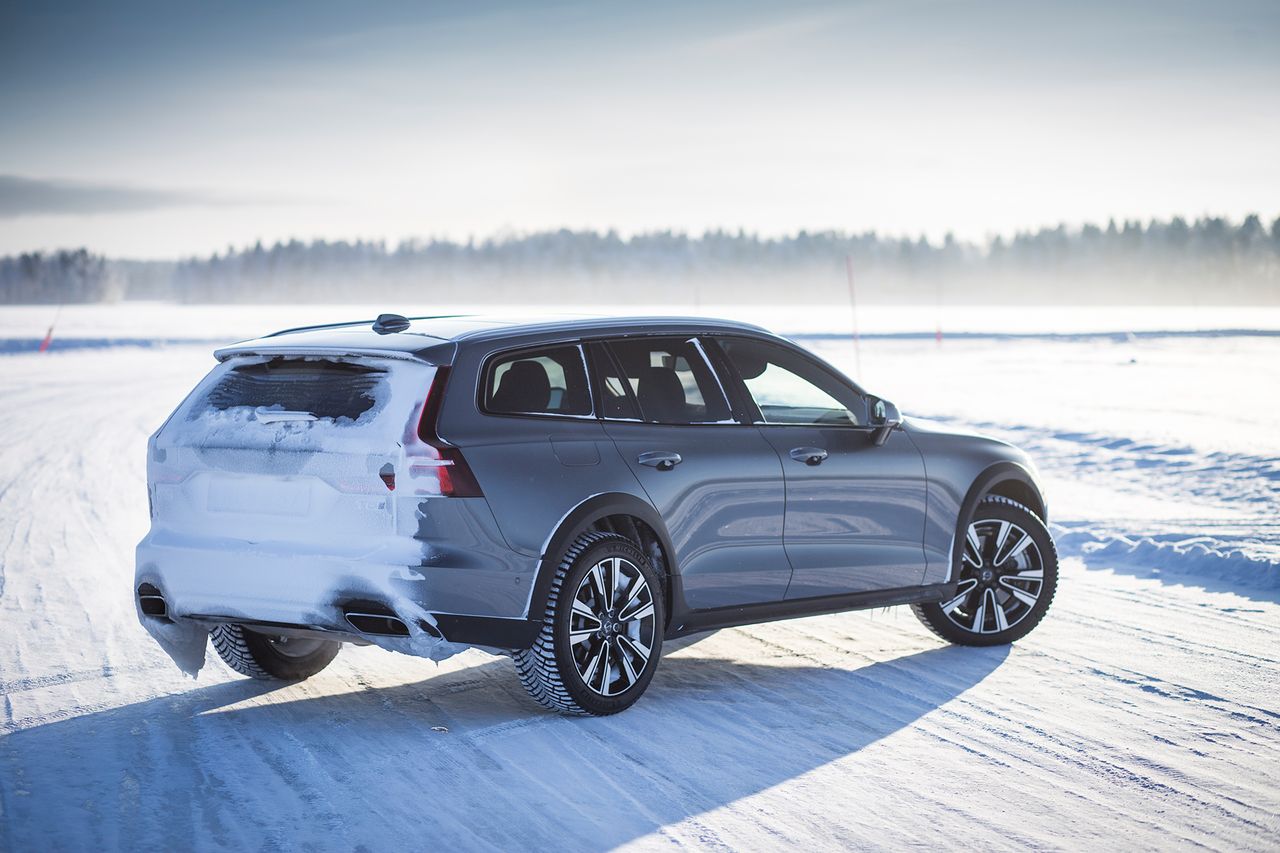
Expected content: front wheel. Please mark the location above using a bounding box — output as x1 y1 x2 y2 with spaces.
912 496 1058 646
514 532 665 716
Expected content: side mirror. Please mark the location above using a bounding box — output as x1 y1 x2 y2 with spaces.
869 397 902 447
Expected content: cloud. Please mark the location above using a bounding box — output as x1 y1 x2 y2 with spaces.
0 175 241 218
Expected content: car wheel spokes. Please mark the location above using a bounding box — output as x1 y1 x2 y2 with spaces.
945 518 1043 634
570 556 657 696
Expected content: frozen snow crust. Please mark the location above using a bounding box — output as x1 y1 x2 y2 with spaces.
1056 528 1280 592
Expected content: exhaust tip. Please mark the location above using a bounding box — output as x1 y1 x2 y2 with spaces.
137 583 169 619
343 605 411 637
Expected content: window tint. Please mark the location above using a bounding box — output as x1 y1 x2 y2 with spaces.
605 337 731 424
485 345 591 416
587 342 641 420
719 338 865 426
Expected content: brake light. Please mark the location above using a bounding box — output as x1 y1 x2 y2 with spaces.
404 366 484 497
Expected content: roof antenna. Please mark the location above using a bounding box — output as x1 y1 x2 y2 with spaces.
372 313 411 335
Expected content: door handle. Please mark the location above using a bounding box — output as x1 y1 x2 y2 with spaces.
637 451 682 471
789 447 828 465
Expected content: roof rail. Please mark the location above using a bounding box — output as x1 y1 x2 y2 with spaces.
264 313 472 339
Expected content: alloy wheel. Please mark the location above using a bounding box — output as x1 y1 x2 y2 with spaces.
942 517 1045 634
569 556 658 696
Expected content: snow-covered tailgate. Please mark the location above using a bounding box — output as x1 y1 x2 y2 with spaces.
135 354 471 671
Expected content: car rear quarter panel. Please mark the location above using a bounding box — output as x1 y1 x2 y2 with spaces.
436 336 653 585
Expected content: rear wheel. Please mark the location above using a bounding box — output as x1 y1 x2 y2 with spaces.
514 532 664 716
912 496 1058 646
210 624 341 680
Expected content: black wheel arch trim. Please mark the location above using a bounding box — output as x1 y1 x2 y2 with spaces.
951 461 1047 579
528 492 680 631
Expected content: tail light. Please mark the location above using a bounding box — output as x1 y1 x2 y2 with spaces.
404 366 484 497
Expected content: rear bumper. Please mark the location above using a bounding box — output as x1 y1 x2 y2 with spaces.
135 528 540 670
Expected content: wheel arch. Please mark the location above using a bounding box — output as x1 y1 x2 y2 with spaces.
530 493 678 627
949 462 1046 580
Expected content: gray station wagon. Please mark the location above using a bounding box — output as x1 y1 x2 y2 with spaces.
136 314 1057 715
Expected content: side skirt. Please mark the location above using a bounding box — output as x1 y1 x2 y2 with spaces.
667 582 957 639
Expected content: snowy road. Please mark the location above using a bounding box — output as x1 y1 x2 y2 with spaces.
2 333 1278 851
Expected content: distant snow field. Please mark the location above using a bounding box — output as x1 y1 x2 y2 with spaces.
1 304 1277 850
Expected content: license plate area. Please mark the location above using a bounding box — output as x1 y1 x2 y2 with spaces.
206 475 312 516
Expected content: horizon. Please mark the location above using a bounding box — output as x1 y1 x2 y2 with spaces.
3 0 1278 260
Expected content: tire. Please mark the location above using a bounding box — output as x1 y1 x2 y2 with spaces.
912 495 1058 646
210 623 341 680
514 532 665 716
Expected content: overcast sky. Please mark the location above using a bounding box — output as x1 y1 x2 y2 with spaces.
1 0 1277 258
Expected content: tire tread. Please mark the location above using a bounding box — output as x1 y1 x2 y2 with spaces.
513 531 637 716
210 624 277 679
210 623 340 680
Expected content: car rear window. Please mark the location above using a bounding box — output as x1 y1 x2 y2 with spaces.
484 345 592 417
201 359 386 420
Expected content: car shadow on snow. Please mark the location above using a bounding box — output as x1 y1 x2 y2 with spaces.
1 643 1008 850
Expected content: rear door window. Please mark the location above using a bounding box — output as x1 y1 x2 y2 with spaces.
484 345 592 417
603 337 732 424
586 342 641 420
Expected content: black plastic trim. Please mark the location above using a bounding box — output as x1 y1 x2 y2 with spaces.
667 582 956 638
951 462 1046 578
530 492 680 628
432 614 541 648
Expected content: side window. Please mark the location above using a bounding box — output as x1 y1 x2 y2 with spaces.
484 345 592 417
586 342 641 420
718 338 866 426
604 337 732 424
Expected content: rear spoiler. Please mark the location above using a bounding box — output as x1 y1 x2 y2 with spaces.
214 341 457 364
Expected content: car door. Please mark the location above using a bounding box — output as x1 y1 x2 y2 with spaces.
588 337 791 610
710 336 929 598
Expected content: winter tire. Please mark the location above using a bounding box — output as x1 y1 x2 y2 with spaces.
210 623 341 680
912 496 1058 646
514 532 665 716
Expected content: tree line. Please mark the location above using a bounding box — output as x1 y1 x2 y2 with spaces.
0 249 122 304
3 215 1278 305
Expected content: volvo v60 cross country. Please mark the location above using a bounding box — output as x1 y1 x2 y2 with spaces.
136 314 1057 715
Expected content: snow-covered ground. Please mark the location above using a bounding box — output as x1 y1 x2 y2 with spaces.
1 306 1277 850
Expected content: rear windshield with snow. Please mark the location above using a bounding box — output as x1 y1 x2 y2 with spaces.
161 355 436 457
202 359 384 420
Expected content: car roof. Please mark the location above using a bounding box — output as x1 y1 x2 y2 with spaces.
214 313 774 362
